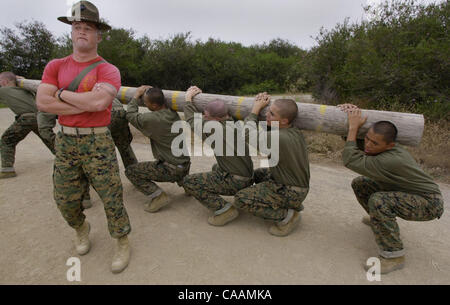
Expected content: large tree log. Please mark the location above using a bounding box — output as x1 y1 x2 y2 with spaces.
20 79 424 146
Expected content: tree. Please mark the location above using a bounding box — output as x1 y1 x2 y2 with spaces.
0 21 56 79
98 28 147 87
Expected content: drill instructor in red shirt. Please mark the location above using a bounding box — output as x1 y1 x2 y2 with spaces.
36 1 131 274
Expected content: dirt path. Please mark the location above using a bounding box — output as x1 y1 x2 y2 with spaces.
0 108 449 284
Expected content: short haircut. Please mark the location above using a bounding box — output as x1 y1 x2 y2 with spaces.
273 99 298 124
205 99 228 118
371 121 398 143
0 71 16 83
144 87 166 107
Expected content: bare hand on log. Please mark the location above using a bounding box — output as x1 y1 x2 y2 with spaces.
348 109 368 130
346 109 368 142
251 92 271 115
337 103 359 113
133 85 152 100
185 86 202 103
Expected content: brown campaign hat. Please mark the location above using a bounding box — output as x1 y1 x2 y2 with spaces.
58 1 111 31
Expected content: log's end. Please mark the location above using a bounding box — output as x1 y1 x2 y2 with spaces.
356 109 425 147
401 114 425 147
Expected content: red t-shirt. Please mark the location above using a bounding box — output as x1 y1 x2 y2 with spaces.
41 55 121 127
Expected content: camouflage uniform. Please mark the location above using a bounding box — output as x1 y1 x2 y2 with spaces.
1 113 55 170
234 168 309 221
125 97 191 198
0 86 55 172
109 99 138 169
37 112 58 151
53 130 131 238
37 100 137 203
343 141 444 258
125 160 190 195
352 176 444 256
233 113 310 222
38 111 90 202
183 164 253 211
182 103 254 212
38 100 137 169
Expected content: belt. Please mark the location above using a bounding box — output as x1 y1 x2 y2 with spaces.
61 126 109 135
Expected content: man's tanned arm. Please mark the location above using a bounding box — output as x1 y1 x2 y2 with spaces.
36 83 85 115
59 82 117 112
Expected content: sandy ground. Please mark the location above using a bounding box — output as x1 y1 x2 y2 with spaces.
0 108 449 285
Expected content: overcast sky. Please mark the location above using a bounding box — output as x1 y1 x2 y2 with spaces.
0 0 443 49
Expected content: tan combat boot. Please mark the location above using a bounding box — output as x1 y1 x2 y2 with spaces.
144 191 169 213
362 216 371 227
82 199 93 209
269 211 301 237
364 256 405 274
0 171 17 179
208 206 239 226
111 236 131 274
380 256 405 274
74 221 91 255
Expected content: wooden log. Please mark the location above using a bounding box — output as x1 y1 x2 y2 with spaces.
21 79 424 146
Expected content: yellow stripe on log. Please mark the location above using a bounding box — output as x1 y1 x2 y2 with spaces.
235 97 245 120
121 87 129 102
172 92 180 111
316 105 327 132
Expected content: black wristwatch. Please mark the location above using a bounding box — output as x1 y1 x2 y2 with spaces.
57 88 66 102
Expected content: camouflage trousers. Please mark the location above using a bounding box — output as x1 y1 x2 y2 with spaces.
53 131 131 238
109 109 138 169
38 110 137 202
352 176 444 257
37 110 138 169
1 113 55 170
234 168 309 221
125 160 190 196
37 113 91 202
183 164 254 211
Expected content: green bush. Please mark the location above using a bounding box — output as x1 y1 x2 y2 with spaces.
307 0 449 121
238 80 282 96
